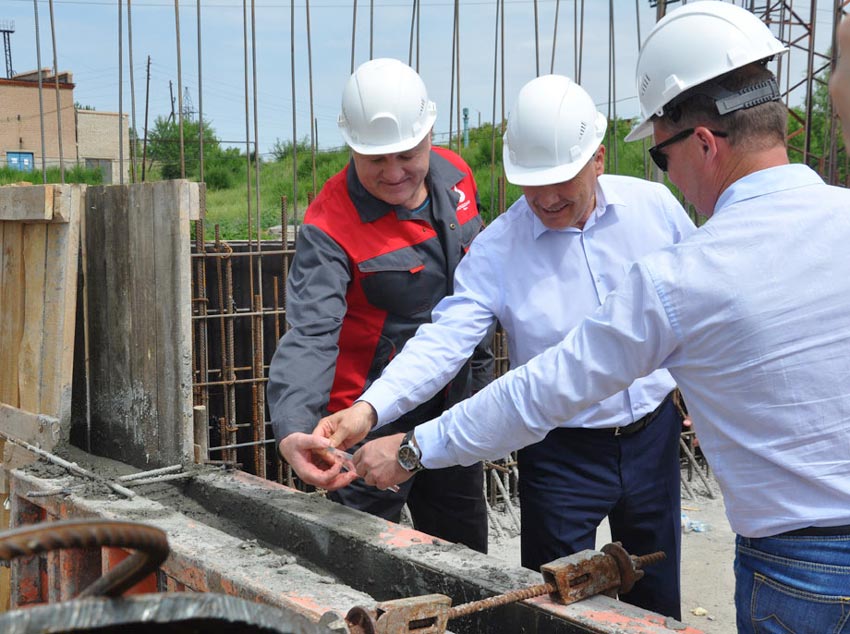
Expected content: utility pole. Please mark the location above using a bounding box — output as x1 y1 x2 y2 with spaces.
168 79 175 123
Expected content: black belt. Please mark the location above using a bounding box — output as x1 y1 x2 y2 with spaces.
611 391 674 437
778 524 850 537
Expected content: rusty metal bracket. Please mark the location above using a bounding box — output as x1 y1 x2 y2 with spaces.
346 594 451 634
344 542 666 633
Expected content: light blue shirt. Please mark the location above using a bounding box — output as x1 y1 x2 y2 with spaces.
417 164 850 538
363 174 695 431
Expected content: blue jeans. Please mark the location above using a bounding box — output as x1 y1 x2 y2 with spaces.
734 531 850 633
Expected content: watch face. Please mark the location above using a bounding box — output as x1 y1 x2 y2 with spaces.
398 445 420 471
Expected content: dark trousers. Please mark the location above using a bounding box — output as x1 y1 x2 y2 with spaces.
517 395 682 620
329 461 488 553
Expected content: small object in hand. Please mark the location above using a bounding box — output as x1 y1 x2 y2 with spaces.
322 446 401 493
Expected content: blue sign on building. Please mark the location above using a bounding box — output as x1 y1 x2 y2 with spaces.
7 152 34 171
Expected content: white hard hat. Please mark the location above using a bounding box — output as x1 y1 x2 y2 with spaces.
338 58 437 155
625 1 787 142
503 75 607 186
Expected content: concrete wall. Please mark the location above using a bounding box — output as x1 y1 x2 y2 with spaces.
0 76 77 171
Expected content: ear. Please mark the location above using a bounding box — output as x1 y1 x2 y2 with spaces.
693 127 721 163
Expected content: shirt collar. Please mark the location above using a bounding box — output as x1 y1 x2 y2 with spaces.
531 176 622 239
346 150 463 222
714 164 824 216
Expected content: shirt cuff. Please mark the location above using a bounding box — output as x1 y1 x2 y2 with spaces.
414 418 454 470
360 382 404 430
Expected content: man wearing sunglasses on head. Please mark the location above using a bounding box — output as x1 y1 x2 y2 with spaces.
305 3 850 632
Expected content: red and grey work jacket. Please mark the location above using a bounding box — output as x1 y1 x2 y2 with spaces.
268 147 493 441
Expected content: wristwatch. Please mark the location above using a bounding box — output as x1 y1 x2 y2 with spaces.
397 430 424 472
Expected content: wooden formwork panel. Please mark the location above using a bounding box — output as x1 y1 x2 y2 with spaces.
80 180 199 469
0 184 85 611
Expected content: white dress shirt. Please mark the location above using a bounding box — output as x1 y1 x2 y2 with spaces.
363 174 695 431
417 164 850 538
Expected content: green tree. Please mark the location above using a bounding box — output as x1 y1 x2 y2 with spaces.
147 116 223 180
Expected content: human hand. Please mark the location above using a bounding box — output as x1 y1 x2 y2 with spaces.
314 401 378 452
352 433 415 491
278 433 359 491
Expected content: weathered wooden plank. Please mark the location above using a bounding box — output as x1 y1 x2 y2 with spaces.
0 404 62 450
154 181 195 465
0 185 55 222
84 181 197 468
86 185 134 462
83 186 109 455
126 183 158 465
18 222 48 414
40 185 82 425
0 222 24 408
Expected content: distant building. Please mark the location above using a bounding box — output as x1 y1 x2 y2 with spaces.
0 68 130 183
76 109 131 184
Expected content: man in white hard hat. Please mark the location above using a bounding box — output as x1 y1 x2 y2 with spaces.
831 13 850 147
283 74 696 619
294 3 850 632
267 58 492 553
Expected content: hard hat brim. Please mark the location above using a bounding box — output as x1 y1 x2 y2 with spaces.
625 118 653 142
503 147 597 187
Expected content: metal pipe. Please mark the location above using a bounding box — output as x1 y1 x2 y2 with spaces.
127 0 137 183
32 0 47 181
47 0 64 183
174 0 185 178
118 465 183 482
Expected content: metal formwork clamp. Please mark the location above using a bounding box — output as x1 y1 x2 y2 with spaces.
540 541 664 605
346 594 451 634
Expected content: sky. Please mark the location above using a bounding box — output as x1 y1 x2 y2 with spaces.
3 0 840 156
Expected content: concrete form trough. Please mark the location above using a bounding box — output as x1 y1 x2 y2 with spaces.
6 453 702 634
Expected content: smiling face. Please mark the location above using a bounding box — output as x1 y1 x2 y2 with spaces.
521 146 605 230
830 17 850 147
351 134 431 209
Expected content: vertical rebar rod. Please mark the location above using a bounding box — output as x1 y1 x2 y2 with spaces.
448 0 457 149
578 0 586 84
533 0 540 76
33 0 47 181
252 294 266 478
127 0 137 183
454 0 461 154
350 0 357 73
194 187 209 421
214 229 232 441
142 56 151 182
369 0 374 60
550 0 560 74
47 0 64 183
408 0 416 67
415 0 420 71
290 0 299 228
489 0 500 217
250 0 267 480
305 0 317 196
225 255 238 464
197 0 205 182
118 0 125 184
241 0 255 305
174 0 185 178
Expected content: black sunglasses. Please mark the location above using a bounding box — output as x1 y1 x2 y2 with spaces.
648 128 729 172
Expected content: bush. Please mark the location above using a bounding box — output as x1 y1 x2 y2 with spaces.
204 166 234 191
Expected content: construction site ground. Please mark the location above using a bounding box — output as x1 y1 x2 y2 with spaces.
484 470 736 634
